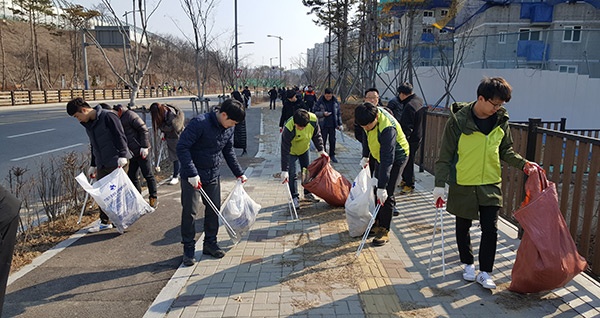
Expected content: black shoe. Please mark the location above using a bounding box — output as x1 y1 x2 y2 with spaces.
393 206 399 216
241 149 247 156
203 243 225 258
330 156 338 163
182 243 196 266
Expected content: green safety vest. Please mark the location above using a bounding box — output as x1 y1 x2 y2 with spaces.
456 126 504 185
285 112 318 156
366 108 410 163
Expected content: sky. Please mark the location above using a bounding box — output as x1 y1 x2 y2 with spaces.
73 0 330 70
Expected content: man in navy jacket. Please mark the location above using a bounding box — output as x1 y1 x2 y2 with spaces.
177 99 248 265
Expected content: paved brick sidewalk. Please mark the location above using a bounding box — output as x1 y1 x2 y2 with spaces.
147 103 600 318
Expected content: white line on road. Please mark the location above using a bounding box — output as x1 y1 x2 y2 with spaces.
7 128 56 138
10 143 85 161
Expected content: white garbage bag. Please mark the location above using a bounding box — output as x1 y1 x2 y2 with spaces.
221 181 261 243
345 167 376 237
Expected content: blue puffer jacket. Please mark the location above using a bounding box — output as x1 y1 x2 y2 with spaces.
82 105 131 169
177 111 244 182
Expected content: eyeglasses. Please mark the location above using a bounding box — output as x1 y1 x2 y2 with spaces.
487 99 505 109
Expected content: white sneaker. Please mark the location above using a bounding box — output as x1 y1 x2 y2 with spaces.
169 177 179 185
88 223 113 233
476 271 496 289
462 264 476 282
292 197 300 209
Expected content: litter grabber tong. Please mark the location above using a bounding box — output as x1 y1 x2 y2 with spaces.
196 186 237 240
283 180 299 220
355 204 381 258
427 197 446 278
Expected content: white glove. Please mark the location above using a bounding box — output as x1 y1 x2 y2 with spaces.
117 157 128 167
280 171 289 183
188 175 202 189
318 150 329 158
140 148 149 159
237 175 248 183
376 188 388 205
88 166 97 179
360 157 369 168
433 187 446 206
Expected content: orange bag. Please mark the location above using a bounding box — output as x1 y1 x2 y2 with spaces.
509 166 587 294
301 156 351 207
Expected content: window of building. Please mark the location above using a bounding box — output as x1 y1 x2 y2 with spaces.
498 31 507 44
563 26 582 42
439 28 448 34
519 28 541 41
423 28 433 34
440 9 449 17
423 11 433 17
559 65 577 73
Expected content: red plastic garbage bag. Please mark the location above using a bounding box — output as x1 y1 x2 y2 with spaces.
509 166 587 294
301 156 351 207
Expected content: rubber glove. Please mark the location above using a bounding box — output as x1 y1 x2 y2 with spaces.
140 148 149 159
237 175 248 183
359 157 369 168
88 166 97 179
523 161 540 175
433 187 445 207
318 150 329 158
188 176 202 189
117 157 128 167
280 171 289 184
376 188 388 205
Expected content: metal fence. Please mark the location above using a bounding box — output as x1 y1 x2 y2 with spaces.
420 111 600 278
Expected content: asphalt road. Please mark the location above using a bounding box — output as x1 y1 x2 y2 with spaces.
3 101 263 318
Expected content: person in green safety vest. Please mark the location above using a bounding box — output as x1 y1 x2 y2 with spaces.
280 109 328 209
355 102 410 247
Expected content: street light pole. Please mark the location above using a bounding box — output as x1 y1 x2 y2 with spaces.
267 34 283 81
234 0 238 89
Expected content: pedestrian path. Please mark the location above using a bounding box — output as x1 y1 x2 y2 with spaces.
146 103 600 318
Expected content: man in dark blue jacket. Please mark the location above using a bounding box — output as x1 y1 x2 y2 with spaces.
279 89 308 132
177 99 248 265
67 98 131 233
313 88 342 162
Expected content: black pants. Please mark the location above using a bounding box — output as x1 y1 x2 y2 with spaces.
269 98 277 109
181 177 221 246
401 141 420 187
0 186 20 313
371 158 407 230
128 156 158 197
321 126 337 157
455 206 500 273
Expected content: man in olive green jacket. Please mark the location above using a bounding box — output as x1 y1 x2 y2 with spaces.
434 77 535 290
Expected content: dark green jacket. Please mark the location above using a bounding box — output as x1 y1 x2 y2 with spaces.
434 102 526 219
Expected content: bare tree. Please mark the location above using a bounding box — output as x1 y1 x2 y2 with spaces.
432 24 475 108
179 0 218 97
10 0 55 90
83 0 163 106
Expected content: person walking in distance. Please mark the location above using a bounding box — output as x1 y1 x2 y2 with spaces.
231 90 248 156
434 77 537 289
355 102 409 246
67 97 131 232
313 88 342 163
113 104 158 208
396 83 426 195
268 86 278 110
150 102 185 185
176 99 248 265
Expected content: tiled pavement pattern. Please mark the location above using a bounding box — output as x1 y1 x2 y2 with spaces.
153 103 600 318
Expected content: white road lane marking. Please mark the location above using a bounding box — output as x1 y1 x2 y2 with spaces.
10 143 84 161
7 128 56 138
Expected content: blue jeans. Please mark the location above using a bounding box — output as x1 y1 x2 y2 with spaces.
180 177 221 246
287 151 310 199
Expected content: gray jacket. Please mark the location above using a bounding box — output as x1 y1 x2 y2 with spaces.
118 108 150 157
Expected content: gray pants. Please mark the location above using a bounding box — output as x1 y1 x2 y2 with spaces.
180 177 221 246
